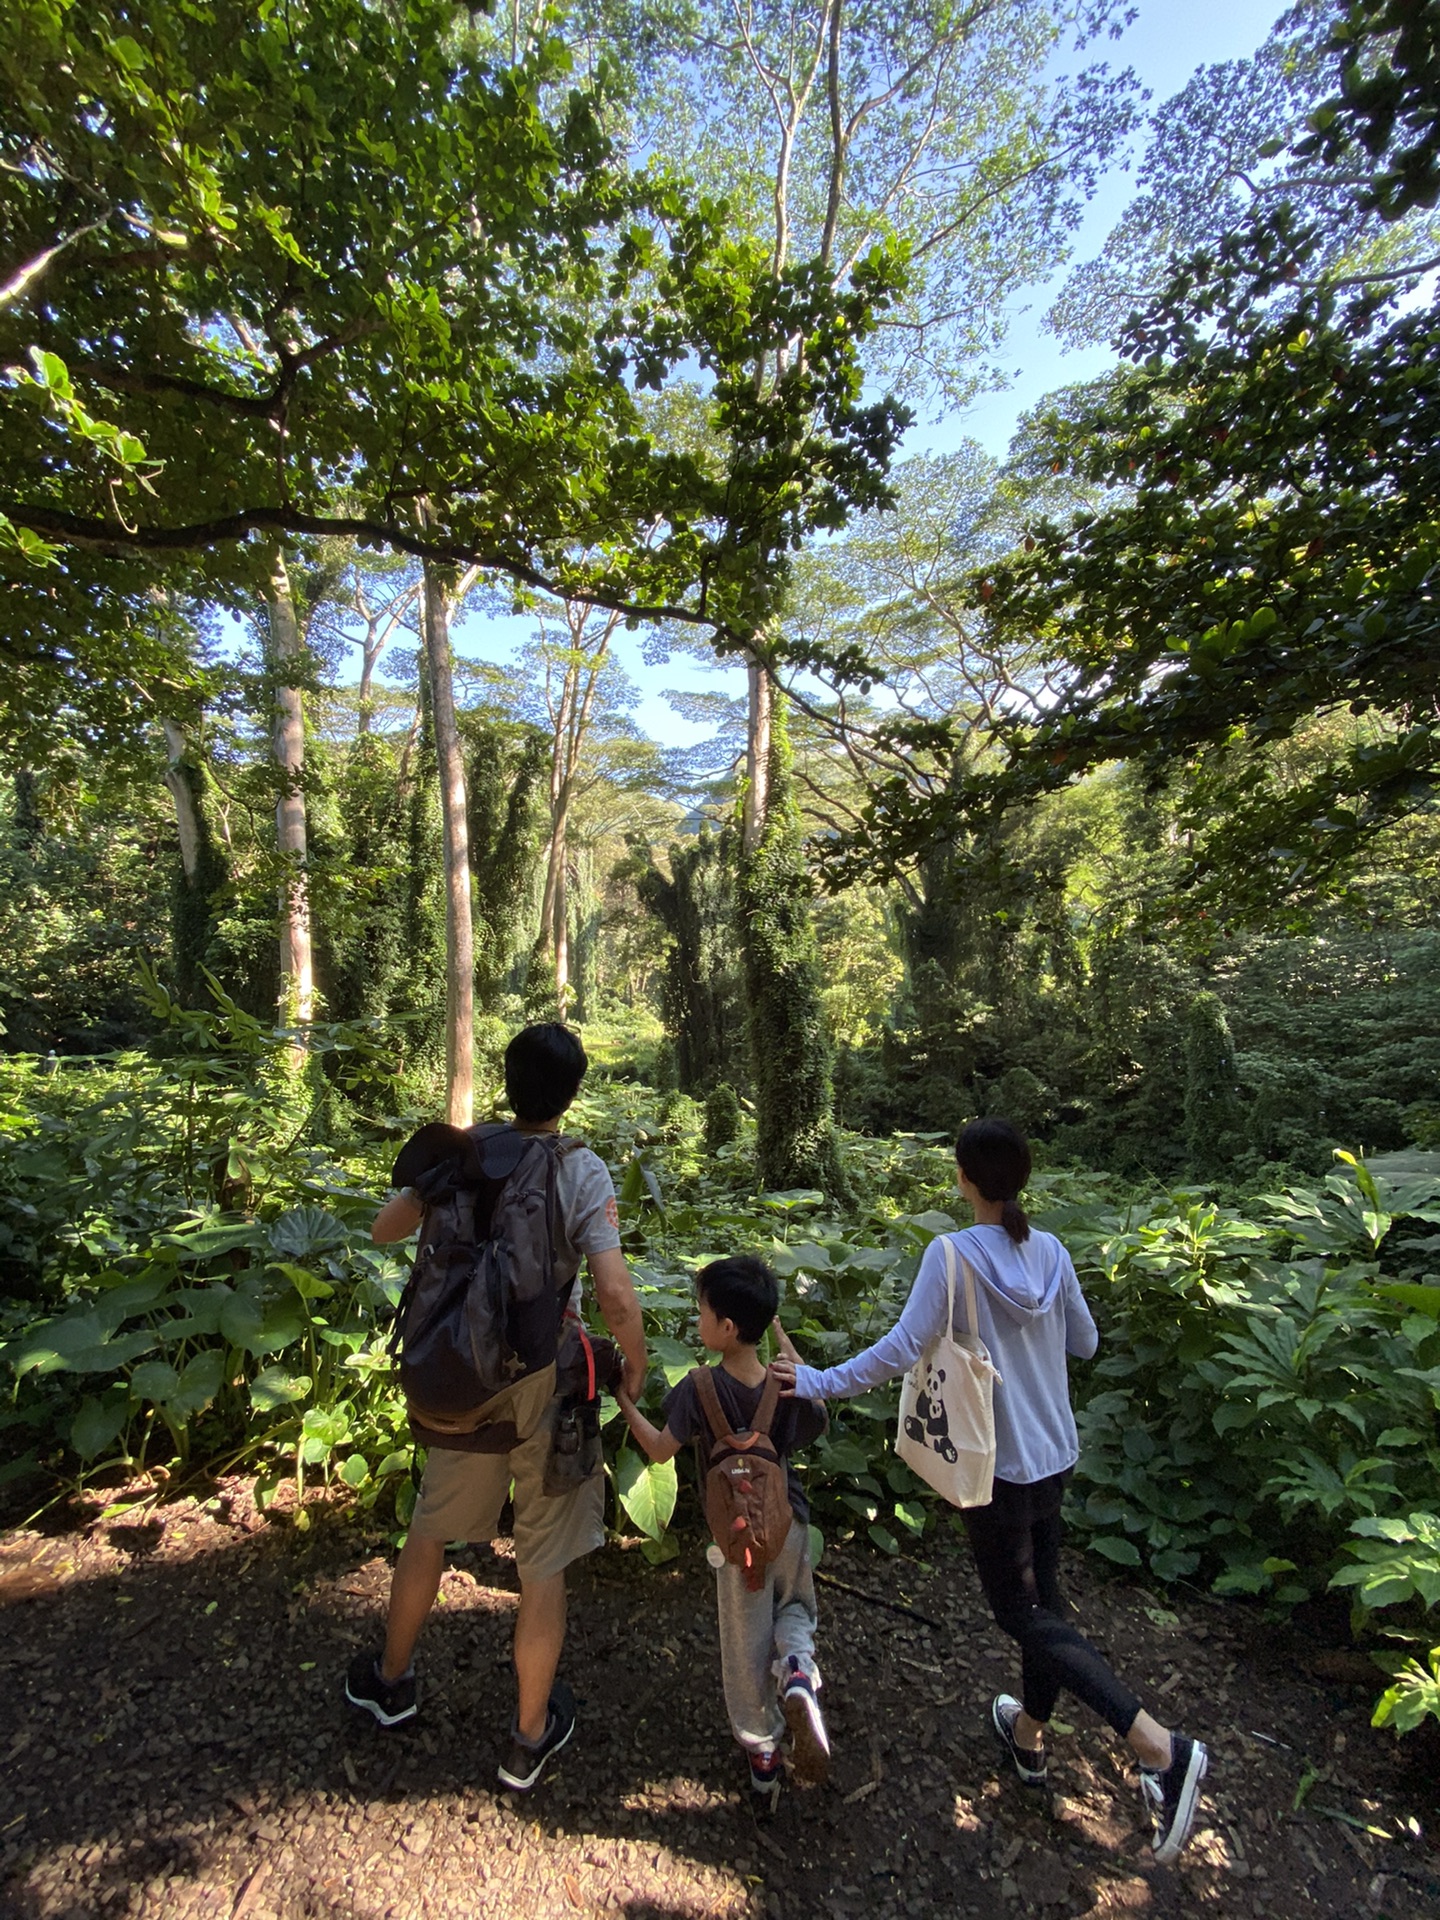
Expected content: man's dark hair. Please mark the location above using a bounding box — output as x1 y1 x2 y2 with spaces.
696 1254 779 1346
504 1023 588 1123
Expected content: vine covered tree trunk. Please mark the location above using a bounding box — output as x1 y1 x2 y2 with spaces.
638 826 746 1094
1183 990 1245 1172
420 552 476 1126
265 551 313 1033
738 695 844 1193
161 718 228 1005
740 656 772 856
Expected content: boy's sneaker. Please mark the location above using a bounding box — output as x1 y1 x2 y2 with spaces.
990 1693 1047 1787
344 1651 418 1728
748 1747 782 1820
496 1681 576 1792
1140 1732 1208 1865
780 1656 830 1785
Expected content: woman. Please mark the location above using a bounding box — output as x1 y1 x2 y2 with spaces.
771 1117 1208 1866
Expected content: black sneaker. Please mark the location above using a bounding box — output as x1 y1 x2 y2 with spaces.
748 1747 782 1820
990 1692 1047 1787
344 1650 418 1727
1141 1732 1209 1865
780 1656 831 1785
496 1681 576 1792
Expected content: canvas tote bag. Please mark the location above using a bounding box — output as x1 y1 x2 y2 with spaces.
896 1236 1001 1507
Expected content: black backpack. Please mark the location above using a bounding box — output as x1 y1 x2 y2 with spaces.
387 1121 575 1433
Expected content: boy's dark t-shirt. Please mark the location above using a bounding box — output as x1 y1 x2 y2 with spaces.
663 1364 827 1523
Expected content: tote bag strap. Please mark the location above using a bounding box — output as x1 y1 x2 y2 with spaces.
943 1237 981 1339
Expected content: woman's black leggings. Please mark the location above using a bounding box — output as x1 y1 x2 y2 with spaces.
961 1490 1143 1738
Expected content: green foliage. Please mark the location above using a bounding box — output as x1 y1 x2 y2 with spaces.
0 0 912 767
1056 1155 1440 1645
826 11 1440 915
1331 1512 1440 1610
1371 1646 1440 1735
0 771 173 1052
0 980 413 1508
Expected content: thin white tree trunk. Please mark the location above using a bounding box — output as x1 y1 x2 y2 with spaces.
552 787 570 1019
420 548 475 1126
741 655 773 853
161 719 203 883
267 551 314 1032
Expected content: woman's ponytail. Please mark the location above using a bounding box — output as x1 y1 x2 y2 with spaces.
956 1117 1033 1244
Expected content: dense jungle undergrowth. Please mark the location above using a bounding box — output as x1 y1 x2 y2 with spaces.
3 994 1439 1750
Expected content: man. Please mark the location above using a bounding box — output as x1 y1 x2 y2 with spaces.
345 1023 646 1791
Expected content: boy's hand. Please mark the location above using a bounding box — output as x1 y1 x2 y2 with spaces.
768 1357 798 1397
769 1314 801 1365
621 1354 646 1401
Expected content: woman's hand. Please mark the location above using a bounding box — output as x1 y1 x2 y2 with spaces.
768 1357 798 1397
769 1315 801 1365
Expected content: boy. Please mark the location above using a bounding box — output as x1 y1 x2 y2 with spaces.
346 1023 647 1792
616 1255 829 1814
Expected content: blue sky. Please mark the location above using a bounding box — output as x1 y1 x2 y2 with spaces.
450 0 1290 745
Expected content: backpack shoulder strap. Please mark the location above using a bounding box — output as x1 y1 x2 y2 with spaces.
692 1365 734 1445
751 1369 781 1439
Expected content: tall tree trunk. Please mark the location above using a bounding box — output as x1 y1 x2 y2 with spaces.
551 784 570 1020
741 655 773 854
162 719 203 884
736 689 844 1194
420 552 475 1125
162 718 228 1005
266 551 314 1032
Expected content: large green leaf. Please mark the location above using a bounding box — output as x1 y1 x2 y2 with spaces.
71 1394 129 1460
160 1221 264 1262
616 1450 677 1540
129 1360 182 1403
249 1364 313 1412
165 1349 226 1422
268 1207 350 1261
220 1284 304 1356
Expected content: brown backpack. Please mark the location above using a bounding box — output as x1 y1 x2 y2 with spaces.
693 1366 794 1591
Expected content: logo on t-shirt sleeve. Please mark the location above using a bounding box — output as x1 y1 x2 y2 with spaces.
605 1196 619 1230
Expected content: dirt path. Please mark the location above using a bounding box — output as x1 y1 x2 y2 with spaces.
1 1483 1436 1920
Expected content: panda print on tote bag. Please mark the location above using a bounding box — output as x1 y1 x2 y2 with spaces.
895 1238 1000 1507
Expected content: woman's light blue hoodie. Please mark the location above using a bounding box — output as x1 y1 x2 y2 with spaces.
791 1224 1099 1486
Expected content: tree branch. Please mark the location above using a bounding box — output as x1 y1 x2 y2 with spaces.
3 502 731 635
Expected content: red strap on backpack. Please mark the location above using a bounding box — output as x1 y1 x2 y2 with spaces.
563 1309 597 1402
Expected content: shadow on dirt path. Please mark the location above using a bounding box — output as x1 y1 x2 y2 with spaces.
0 1485 1436 1920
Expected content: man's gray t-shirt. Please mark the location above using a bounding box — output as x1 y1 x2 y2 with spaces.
551 1141 622 1312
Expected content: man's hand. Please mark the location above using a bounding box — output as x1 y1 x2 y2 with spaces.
621 1352 647 1401
589 1246 647 1403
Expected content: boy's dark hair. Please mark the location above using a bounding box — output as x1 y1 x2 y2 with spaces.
504 1023 588 1124
696 1255 778 1346
956 1116 1032 1244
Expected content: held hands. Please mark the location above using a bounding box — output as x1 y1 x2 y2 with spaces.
621 1356 646 1402
768 1314 801 1393
768 1357 798 1397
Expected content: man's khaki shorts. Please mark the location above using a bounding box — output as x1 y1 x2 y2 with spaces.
408 1367 605 1583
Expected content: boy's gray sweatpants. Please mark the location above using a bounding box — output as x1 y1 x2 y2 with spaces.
715 1515 820 1754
